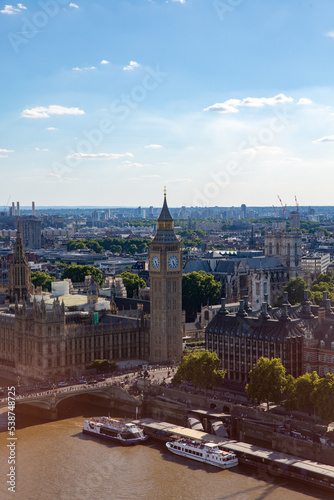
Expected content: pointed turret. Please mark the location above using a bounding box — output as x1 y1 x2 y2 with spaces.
152 189 178 244
9 218 32 303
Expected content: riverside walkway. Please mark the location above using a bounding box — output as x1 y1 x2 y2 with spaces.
134 418 334 493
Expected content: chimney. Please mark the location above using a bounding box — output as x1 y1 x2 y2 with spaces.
16 202 20 217
237 299 247 317
32 201 35 216
261 302 270 319
11 202 15 216
219 297 227 315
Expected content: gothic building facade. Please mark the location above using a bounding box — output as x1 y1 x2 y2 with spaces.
149 192 183 364
0 298 149 380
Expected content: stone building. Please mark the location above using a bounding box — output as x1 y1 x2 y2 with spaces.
149 192 183 364
8 220 33 303
0 297 149 380
205 299 304 383
206 290 334 383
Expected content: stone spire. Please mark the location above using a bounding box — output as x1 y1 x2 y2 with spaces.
9 218 32 303
152 189 178 244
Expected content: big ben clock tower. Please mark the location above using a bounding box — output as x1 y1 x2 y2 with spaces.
149 190 183 364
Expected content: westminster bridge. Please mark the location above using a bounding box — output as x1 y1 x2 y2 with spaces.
0 382 143 420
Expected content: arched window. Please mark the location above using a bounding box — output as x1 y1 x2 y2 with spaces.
269 243 272 255
306 365 311 373
306 353 311 362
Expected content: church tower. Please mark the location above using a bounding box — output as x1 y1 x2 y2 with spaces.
9 219 32 303
149 191 183 363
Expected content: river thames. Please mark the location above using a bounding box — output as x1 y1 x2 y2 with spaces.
0 376 332 500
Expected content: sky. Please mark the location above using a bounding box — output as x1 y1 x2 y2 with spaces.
1 0 334 208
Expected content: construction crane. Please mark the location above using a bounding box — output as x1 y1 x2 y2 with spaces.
295 195 299 213
277 195 287 227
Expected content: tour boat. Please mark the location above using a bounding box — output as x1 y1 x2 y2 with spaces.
82 417 148 445
166 439 238 469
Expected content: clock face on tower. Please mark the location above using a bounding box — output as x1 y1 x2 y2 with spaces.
168 255 179 269
151 256 160 269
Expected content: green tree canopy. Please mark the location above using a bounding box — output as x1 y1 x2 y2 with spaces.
245 357 287 410
172 350 226 390
275 277 311 306
87 359 118 373
182 271 221 321
31 271 56 292
313 373 334 424
118 271 145 298
285 372 319 415
61 265 103 285
311 271 334 305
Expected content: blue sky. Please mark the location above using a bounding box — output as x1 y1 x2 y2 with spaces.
1 0 334 208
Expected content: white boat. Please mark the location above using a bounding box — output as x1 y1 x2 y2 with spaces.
166 439 238 469
82 417 148 445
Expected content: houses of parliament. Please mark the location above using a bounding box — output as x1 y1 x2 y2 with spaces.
0 196 183 381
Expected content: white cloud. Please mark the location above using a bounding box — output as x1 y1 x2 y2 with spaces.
123 61 140 71
100 60 109 65
46 127 58 131
0 148 14 153
129 174 161 181
312 135 334 144
122 161 145 168
35 147 49 151
204 93 294 113
325 31 334 37
244 146 282 156
0 155 8 158
297 98 313 105
67 152 134 160
145 144 162 149
72 66 96 71
69 2 79 8
166 178 193 184
21 105 85 118
283 157 302 162
0 4 26 14
172 0 185 3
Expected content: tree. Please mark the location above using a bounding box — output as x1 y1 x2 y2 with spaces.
31 271 56 292
285 372 319 416
311 271 334 305
172 350 226 391
182 271 221 321
313 373 334 424
118 272 145 298
61 265 103 285
245 357 287 410
275 277 311 306
87 359 118 373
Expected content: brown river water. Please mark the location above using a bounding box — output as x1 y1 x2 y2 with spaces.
0 376 331 500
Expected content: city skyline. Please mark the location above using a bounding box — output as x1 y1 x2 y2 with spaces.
1 1 334 207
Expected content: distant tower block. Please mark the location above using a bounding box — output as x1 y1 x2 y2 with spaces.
11 202 15 216
32 201 35 216
16 202 20 217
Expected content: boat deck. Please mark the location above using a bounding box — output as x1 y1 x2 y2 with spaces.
133 418 334 490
